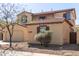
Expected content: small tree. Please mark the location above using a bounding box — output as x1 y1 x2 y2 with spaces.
0 4 18 48
35 31 52 47
0 3 28 49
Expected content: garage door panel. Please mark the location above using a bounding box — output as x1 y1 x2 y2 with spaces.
12 30 24 41
6 30 24 42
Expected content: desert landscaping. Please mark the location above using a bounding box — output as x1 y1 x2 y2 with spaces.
1 41 79 56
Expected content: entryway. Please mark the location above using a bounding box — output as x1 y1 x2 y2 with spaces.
70 32 77 44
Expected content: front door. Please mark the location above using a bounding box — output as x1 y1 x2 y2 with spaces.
70 32 77 44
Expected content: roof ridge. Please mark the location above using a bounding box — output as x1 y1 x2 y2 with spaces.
33 8 75 15
17 8 75 16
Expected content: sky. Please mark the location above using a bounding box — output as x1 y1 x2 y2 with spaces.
20 3 79 25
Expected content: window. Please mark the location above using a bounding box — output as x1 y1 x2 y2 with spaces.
63 12 71 20
40 26 47 33
21 15 27 24
39 16 46 20
37 25 49 33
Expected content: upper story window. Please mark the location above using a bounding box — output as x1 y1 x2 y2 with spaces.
21 15 27 24
63 12 71 20
39 16 46 20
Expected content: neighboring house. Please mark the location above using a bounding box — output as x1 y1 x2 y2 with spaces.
3 8 76 45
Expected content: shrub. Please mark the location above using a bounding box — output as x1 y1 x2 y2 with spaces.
34 31 52 47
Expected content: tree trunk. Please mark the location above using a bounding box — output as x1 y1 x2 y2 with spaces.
6 25 13 48
40 42 42 46
9 34 12 47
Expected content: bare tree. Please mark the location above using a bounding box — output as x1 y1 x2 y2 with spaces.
0 3 19 49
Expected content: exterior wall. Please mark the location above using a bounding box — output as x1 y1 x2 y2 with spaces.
77 31 79 44
48 23 63 45
24 25 39 43
26 23 64 45
76 26 79 44
0 28 3 40
33 12 65 22
17 12 32 24
33 11 75 27
33 14 54 21
62 21 72 44
54 11 75 26
3 22 72 45
0 31 3 40
54 12 65 18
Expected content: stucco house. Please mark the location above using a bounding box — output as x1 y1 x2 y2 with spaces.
3 8 76 45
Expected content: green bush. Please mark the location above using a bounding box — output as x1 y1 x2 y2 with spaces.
34 31 52 47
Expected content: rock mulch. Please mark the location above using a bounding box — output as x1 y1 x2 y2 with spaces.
0 49 58 56
1 42 79 56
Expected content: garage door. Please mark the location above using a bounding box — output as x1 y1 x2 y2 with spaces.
6 30 24 42
0 32 3 40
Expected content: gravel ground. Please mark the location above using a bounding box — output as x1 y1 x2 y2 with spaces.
1 41 79 56
0 47 79 56
0 49 58 56
0 42 57 56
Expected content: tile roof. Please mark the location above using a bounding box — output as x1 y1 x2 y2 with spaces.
33 8 75 15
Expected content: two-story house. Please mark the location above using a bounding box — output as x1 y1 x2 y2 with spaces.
3 8 76 45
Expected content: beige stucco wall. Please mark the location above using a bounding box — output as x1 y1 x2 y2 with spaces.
3 23 64 45
3 21 72 45
17 12 32 24
33 14 54 21
62 21 72 44
25 23 64 45
54 11 75 26
77 32 79 44
0 31 3 40
75 26 79 44
76 26 79 44
48 23 63 45
33 12 65 20
28 22 72 45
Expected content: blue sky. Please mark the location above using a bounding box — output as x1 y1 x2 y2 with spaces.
21 3 79 25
